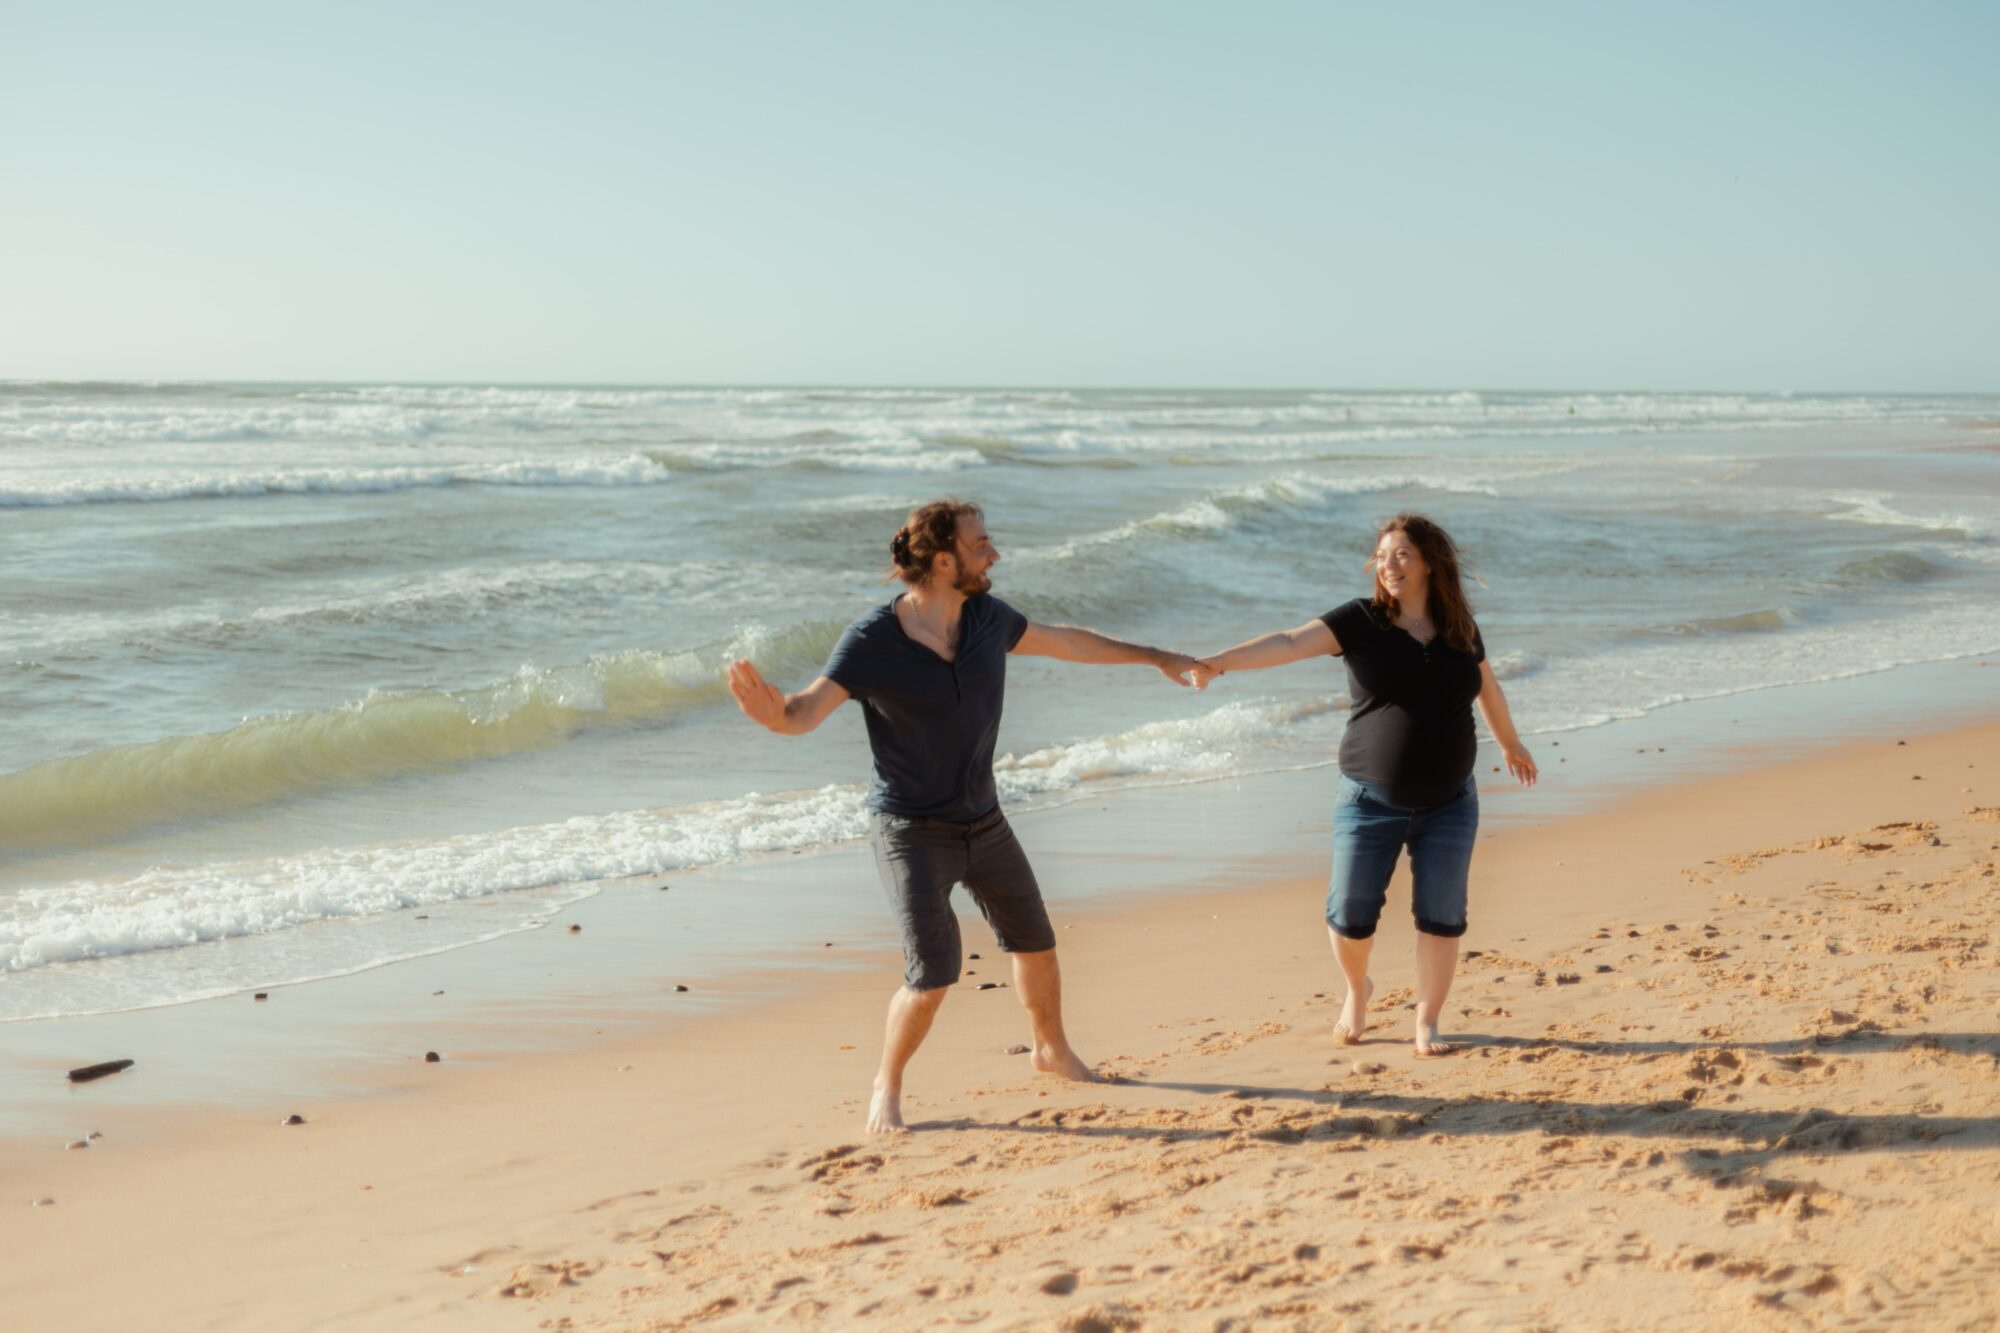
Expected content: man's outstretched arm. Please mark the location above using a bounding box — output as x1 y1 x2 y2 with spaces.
1011 622 1202 687
727 661 851 734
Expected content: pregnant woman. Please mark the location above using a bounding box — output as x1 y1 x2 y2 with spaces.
1193 513 1536 1055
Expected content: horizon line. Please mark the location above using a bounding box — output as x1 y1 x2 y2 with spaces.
4 378 1997 397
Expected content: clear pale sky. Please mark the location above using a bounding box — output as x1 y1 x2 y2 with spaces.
3 2 1994 390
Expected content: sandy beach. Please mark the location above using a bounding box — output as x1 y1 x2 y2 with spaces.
5 718 1998 1331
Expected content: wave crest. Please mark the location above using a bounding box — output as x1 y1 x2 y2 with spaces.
0 620 845 852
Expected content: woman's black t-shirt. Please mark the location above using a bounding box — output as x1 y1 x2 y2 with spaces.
1320 597 1485 809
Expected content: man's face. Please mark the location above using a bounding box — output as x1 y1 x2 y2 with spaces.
946 517 999 594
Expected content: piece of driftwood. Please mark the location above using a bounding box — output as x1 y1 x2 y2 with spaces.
67 1059 135 1083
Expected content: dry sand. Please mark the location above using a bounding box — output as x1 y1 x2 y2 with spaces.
5 724 1998 1331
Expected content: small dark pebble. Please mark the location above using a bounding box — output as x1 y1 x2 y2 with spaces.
67 1060 135 1084
1039 1272 1079 1296
66 1140 89 1150
968 953 981 960
1595 964 1614 973
1663 924 1680 932
432 990 444 996
424 1051 441 1063
657 883 671 890
1912 774 1923 781
1491 765 1499 772
415 914 428 920
1464 950 1484 959
568 923 582 933
254 992 268 1001
87 1131 101 1141
1897 740 1907 746
1554 973 1581 985
282 1114 306 1126
976 982 1006 991
1004 1045 1031 1055
823 942 834 948
673 984 689 993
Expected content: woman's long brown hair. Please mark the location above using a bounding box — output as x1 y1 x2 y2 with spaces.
1370 512 1478 653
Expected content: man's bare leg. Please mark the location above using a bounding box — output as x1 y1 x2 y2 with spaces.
1329 926 1375 1044
1012 948 1097 1081
1412 931 1459 1056
868 984 949 1133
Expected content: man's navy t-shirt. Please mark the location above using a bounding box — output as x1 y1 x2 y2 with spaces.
823 593 1030 822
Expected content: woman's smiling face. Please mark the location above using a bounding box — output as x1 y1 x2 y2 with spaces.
1373 528 1430 603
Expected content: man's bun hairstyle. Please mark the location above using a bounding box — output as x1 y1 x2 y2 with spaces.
889 498 983 586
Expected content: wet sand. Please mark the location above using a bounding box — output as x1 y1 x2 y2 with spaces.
3 723 1997 1330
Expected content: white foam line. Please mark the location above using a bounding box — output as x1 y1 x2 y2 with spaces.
0 456 678 507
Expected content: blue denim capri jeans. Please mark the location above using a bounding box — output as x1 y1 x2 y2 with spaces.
1327 774 1478 940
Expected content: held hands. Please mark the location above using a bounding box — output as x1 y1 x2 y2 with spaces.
1158 655 1225 690
1501 743 1538 787
726 659 786 731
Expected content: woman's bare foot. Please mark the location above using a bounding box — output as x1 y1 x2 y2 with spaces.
1413 1022 1456 1057
865 1083 908 1133
1333 977 1375 1044
1029 1043 1099 1082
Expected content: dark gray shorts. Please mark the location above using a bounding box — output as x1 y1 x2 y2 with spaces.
868 808 1057 991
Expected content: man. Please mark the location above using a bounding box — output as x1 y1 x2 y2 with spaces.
727 498 1201 1133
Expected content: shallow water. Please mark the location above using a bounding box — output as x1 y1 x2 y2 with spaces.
4 383 1997 1017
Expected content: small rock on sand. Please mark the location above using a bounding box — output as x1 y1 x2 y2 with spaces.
66 1140 88 1150
254 992 268 1001
32 1198 54 1207
282 1114 306 1126
1040 1271 1080 1295
424 1051 441 1063
673 984 690 993
1352 1060 1387 1076
976 982 1007 991
568 923 582 933
1004 1045 1031 1056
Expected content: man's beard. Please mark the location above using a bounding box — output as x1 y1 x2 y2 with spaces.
954 567 992 595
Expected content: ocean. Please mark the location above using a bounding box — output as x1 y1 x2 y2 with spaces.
4 383 1997 1021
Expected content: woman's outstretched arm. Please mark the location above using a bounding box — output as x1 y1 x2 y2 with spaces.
1191 619 1338 687
1475 660 1537 785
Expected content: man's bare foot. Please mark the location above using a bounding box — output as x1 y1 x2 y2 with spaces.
865 1084 908 1134
1029 1044 1099 1082
1413 1022 1456 1057
1333 977 1375 1044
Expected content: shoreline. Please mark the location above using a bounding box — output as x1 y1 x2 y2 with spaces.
2 655 1995 1137
2 704 1997 1327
